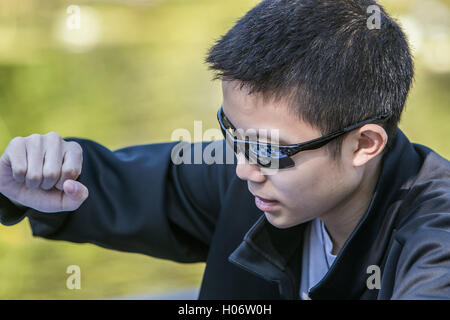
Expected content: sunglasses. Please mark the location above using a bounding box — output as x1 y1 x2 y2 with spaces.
217 106 391 169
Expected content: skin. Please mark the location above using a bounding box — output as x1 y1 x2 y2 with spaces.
0 132 89 213
222 80 387 255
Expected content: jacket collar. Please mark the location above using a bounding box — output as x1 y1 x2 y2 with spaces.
228 129 423 299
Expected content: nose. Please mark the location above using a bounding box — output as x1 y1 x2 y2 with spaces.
235 153 267 183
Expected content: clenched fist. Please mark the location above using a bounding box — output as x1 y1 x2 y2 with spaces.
0 132 89 213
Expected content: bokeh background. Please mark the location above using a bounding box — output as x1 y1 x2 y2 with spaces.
0 0 448 299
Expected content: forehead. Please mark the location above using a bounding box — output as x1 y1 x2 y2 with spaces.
221 80 322 144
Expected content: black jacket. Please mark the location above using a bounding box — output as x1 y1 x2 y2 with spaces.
1 128 449 299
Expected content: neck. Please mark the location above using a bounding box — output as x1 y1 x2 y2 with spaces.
321 156 383 255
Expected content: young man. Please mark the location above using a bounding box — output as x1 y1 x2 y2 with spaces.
0 0 449 299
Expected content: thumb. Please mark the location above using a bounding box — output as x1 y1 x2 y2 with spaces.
62 179 89 208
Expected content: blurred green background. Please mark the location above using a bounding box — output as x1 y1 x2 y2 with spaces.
0 0 448 299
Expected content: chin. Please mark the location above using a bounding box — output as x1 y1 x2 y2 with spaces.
264 211 299 229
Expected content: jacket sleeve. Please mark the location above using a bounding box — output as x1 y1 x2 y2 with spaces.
390 187 450 300
0 137 235 263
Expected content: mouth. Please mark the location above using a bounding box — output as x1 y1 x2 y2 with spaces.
253 195 280 212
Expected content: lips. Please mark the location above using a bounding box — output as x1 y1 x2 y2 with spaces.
248 186 280 212
254 195 277 202
254 195 279 212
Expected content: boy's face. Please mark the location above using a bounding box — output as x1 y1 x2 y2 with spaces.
222 80 364 229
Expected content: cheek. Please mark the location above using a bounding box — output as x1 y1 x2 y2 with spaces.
270 169 316 204
271 159 344 207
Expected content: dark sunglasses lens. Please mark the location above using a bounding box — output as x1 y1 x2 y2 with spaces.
248 143 295 169
222 135 295 169
225 137 295 169
218 108 295 169
278 156 295 169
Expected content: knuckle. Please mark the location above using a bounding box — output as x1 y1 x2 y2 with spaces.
63 167 79 178
26 173 41 182
9 136 24 147
26 134 43 146
67 141 83 155
13 171 27 182
28 133 41 140
46 131 61 139
45 132 63 146
14 166 27 176
43 170 59 181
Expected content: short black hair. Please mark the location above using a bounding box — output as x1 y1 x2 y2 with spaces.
205 0 414 160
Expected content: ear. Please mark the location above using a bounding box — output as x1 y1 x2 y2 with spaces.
349 124 388 167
